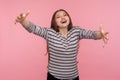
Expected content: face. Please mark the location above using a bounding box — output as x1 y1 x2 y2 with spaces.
55 11 70 29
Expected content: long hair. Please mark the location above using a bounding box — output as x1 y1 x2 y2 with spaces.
51 9 73 32
47 9 73 62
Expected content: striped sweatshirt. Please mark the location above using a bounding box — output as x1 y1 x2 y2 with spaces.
25 22 100 80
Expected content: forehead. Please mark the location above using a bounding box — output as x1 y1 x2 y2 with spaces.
55 11 67 16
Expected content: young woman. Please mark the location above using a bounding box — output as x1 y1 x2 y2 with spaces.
15 9 108 80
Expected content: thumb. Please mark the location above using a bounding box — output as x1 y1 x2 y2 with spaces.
23 10 30 17
99 24 104 35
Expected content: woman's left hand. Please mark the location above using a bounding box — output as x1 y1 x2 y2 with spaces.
99 24 109 47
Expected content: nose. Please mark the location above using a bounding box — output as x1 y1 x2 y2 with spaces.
61 15 65 19
61 18 66 21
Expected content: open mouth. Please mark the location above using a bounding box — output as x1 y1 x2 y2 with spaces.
61 20 67 24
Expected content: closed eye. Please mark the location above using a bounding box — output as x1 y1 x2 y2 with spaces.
64 14 67 16
56 16 60 18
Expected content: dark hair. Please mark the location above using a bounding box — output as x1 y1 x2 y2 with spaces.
50 9 73 32
47 9 73 62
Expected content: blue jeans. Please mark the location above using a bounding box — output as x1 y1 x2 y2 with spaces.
47 72 79 80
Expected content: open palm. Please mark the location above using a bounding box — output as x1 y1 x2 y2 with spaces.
99 24 109 46
15 10 30 24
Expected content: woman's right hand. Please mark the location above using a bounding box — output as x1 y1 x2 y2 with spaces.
15 10 30 27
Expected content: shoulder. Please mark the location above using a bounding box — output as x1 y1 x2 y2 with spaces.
47 28 58 34
71 26 84 31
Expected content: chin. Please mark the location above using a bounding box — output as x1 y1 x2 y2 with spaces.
62 24 69 27
61 25 68 28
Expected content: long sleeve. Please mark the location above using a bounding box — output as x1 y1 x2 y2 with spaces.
25 22 48 40
77 27 101 40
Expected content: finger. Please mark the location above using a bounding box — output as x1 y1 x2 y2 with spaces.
99 26 105 37
20 13 26 18
101 30 107 40
104 34 109 40
15 19 20 23
104 36 109 40
102 33 109 48
102 44 105 48
16 16 20 19
20 13 23 17
99 24 103 28
103 33 109 40
102 38 106 48
15 10 30 24
15 16 23 24
104 32 109 35
25 10 30 17
103 37 108 44
103 32 109 40
15 21 17 24
15 19 20 24
99 24 103 31
99 24 106 34
20 10 30 18
15 17 19 24
103 38 106 44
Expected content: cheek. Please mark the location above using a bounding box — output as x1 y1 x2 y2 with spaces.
66 17 70 23
55 19 61 25
67 19 70 24
68 19 70 22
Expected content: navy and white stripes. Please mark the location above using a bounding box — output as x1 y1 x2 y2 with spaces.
25 22 99 79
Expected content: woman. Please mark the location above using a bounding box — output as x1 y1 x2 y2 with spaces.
15 9 108 80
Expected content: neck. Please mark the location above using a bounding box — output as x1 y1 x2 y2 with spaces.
59 27 68 38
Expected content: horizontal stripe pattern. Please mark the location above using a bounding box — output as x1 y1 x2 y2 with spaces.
25 22 99 79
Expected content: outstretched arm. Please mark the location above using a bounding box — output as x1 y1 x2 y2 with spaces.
15 10 48 40
78 24 109 47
